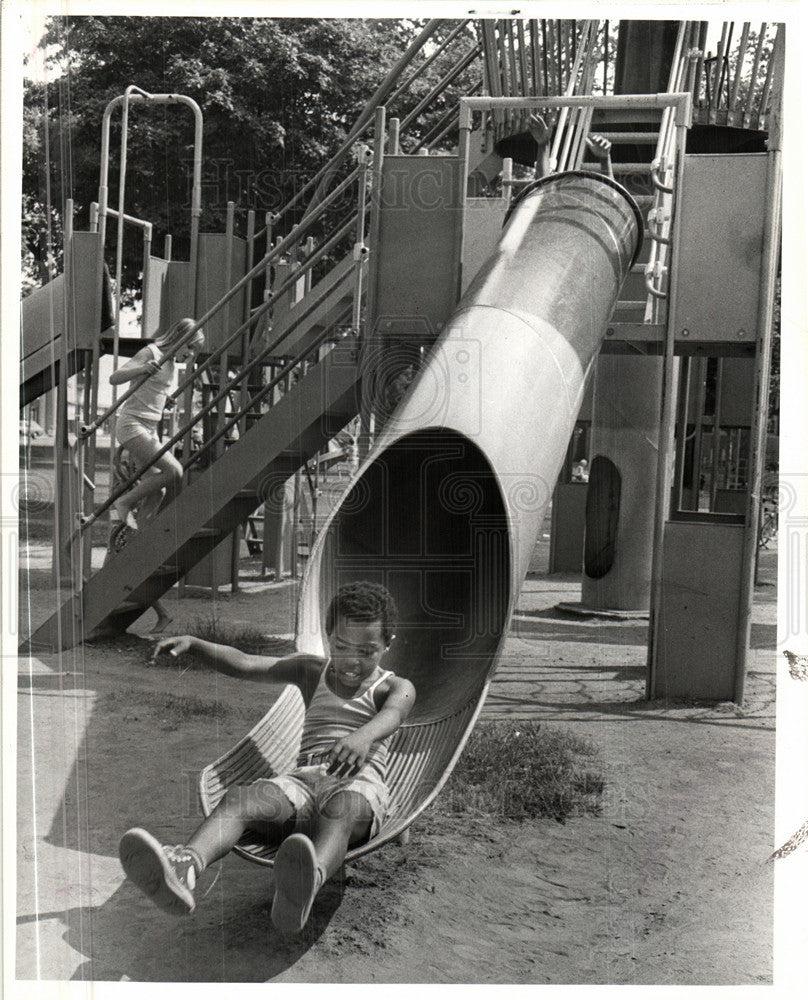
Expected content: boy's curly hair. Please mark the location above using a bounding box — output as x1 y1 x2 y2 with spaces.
325 581 398 645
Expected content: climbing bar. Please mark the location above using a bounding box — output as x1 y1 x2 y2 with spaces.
459 92 693 130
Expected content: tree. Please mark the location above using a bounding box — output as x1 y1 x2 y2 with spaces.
22 16 459 296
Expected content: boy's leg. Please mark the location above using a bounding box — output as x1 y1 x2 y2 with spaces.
187 781 298 870
311 790 373 879
120 781 298 916
271 790 371 934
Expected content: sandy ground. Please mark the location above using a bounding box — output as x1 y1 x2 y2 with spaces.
14 536 777 985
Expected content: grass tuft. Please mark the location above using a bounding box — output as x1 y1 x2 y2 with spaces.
442 721 605 823
189 616 293 653
100 688 232 721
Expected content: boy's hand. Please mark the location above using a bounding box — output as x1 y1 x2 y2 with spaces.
150 634 194 664
326 732 373 777
586 133 612 161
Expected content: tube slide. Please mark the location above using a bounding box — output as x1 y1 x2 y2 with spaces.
295 171 641 854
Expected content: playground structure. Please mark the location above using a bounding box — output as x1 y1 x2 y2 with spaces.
21 12 782 806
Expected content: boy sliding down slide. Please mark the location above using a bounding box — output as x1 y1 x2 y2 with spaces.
119 582 415 934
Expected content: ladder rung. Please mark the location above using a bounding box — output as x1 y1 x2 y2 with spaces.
192 527 223 539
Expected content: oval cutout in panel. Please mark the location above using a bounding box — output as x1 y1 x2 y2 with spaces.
584 455 621 579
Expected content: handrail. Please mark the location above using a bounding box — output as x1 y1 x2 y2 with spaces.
78 199 367 527
642 21 696 305
167 212 361 406
79 310 350 533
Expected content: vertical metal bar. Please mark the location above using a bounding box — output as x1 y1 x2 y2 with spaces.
646 114 688 698
291 468 301 581
518 19 530 101
745 24 768 127
89 201 99 232
603 20 609 95
709 359 724 509
728 23 751 115
388 117 400 154
187 103 203 317
359 106 386 460
495 21 512 128
53 200 81 595
716 23 733 108
529 20 541 95
673 356 691 510
733 130 781 700
690 358 707 508
111 89 133 440
482 21 504 131
758 37 778 123
238 208 255 439
141 223 152 336
502 157 513 206
709 23 729 113
215 201 236 450
352 147 371 334
164 233 172 261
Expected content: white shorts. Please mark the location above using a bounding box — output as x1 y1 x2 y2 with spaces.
266 762 389 839
116 412 160 450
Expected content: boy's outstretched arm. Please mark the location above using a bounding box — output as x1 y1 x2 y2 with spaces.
151 634 281 677
327 677 416 776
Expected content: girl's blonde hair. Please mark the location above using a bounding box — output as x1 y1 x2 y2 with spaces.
155 317 204 352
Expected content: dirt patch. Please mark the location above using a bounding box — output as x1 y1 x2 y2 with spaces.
16 543 777 984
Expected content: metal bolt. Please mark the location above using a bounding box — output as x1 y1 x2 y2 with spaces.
681 328 690 337
606 327 614 337
737 329 746 338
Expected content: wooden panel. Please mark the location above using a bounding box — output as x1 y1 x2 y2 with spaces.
195 234 247 352
655 520 744 699
371 155 464 338
142 258 193 338
549 482 587 573
672 154 767 344
462 197 507 293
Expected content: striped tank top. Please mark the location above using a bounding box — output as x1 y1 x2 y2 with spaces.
298 663 394 779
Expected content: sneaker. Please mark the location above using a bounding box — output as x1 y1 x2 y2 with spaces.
271 833 324 934
119 827 200 915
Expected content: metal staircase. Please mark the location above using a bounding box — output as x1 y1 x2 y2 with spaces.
24 19 487 653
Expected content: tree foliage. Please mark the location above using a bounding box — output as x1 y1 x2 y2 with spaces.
23 16 477 295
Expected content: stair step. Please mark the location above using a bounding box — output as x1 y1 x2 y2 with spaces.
583 161 653 174
592 108 663 126
604 322 666 342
